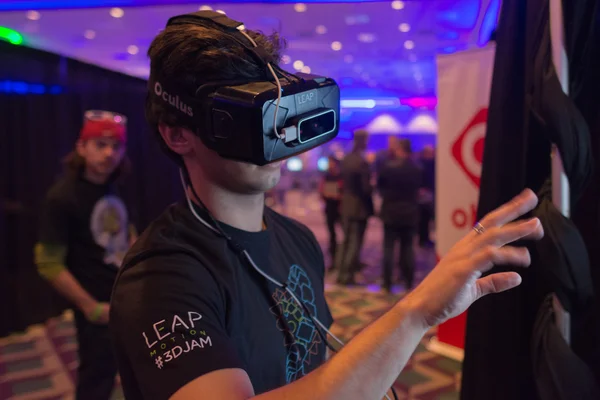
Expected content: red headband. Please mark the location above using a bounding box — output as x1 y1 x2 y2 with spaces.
80 119 127 143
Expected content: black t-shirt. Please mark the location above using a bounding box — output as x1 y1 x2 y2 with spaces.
110 202 333 400
38 174 132 301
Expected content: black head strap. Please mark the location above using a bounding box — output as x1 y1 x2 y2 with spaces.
167 11 272 74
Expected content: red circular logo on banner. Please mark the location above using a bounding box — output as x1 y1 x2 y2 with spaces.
451 108 488 188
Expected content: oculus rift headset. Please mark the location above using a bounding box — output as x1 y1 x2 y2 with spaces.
149 11 341 166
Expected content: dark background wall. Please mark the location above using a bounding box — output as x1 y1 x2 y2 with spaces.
0 41 181 336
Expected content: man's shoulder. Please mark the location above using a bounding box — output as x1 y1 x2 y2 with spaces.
123 203 201 265
113 204 226 303
45 175 76 203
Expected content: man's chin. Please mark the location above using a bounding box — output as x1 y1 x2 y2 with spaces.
245 173 281 194
91 164 118 178
260 161 282 170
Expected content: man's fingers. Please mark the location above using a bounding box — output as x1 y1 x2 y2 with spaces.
478 189 538 228
471 245 531 273
473 218 543 248
475 272 523 299
522 224 545 241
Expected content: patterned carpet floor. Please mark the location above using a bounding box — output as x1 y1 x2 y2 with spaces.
0 192 461 400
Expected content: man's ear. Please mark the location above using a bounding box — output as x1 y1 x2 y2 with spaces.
158 123 195 157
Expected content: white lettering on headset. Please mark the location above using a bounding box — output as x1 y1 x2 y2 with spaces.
295 91 315 105
154 81 194 117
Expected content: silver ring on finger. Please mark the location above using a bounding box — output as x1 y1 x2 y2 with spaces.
473 222 486 235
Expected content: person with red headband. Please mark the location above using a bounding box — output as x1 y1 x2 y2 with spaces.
35 110 136 400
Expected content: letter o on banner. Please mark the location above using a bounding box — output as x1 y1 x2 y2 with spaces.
452 208 467 228
154 81 162 96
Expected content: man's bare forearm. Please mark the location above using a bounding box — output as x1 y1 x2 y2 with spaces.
253 297 427 400
47 269 98 314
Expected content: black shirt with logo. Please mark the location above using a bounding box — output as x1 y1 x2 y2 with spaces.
38 174 132 301
110 202 333 400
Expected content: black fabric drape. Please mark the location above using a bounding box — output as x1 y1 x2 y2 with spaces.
461 3 546 398
563 0 600 385
532 295 600 400
0 42 181 337
461 0 600 399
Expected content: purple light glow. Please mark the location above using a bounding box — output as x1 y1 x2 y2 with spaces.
400 97 438 109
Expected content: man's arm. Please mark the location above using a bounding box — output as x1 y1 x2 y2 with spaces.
35 195 108 323
171 189 544 400
36 254 109 324
172 300 424 400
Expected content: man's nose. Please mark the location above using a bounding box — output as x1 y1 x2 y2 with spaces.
104 146 116 158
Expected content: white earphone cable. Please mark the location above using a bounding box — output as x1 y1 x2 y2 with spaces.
238 28 283 140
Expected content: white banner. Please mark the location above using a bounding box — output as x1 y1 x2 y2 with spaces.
435 45 496 257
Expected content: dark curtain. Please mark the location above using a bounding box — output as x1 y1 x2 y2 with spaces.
0 42 181 337
461 0 600 399
563 0 600 384
461 2 546 398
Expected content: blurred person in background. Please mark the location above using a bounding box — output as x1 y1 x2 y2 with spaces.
419 145 436 247
319 156 343 270
337 129 374 285
378 139 422 292
35 110 136 400
374 135 399 176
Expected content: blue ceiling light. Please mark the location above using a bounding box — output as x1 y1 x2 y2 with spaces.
0 80 64 95
340 98 401 109
439 43 468 54
0 0 389 11
437 31 460 40
341 99 376 109
478 0 500 47
436 0 481 31
441 46 458 54
340 87 397 100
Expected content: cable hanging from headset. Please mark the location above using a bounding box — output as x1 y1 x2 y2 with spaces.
238 28 284 141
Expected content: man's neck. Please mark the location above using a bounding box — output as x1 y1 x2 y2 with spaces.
83 168 109 185
186 170 265 233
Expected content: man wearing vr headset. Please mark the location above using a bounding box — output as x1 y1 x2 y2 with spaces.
110 11 544 400
36 111 134 400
